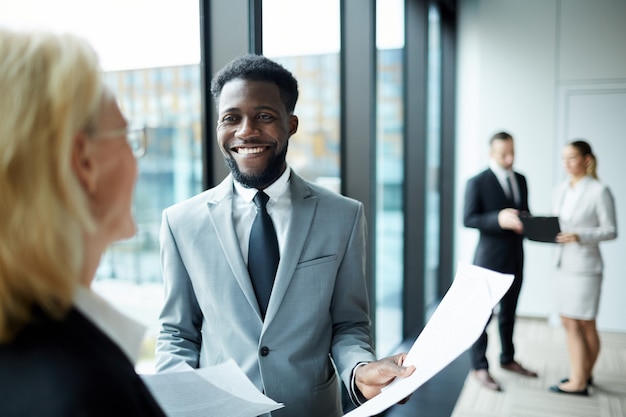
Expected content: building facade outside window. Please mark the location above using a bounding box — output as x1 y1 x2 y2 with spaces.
262 0 342 191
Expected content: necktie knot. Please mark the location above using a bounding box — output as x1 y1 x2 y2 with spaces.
253 191 270 209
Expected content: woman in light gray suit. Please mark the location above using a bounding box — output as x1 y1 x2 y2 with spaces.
549 140 617 396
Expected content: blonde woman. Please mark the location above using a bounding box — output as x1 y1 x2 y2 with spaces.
549 140 617 396
0 29 165 415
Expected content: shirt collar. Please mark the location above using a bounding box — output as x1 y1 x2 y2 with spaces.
234 165 291 203
489 159 513 179
570 175 591 190
74 285 146 363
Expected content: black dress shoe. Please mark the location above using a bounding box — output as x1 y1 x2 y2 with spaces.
549 385 589 396
473 369 502 391
500 361 538 377
560 376 593 386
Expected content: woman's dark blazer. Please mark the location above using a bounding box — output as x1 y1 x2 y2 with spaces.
0 308 165 417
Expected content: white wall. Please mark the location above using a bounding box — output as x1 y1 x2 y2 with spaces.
455 0 626 332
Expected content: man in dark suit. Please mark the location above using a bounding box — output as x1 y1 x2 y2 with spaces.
463 131 538 391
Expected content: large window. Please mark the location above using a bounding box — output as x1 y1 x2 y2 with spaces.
1 0 204 372
424 3 443 318
4 0 458 370
262 0 341 190
375 0 405 355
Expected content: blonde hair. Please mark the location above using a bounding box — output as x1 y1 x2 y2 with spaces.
0 29 103 342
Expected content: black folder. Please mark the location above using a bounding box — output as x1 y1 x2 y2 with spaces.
520 216 560 243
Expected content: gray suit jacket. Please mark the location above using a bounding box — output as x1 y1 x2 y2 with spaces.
155 172 375 417
553 176 617 274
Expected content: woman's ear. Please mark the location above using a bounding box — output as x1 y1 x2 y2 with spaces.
71 132 97 194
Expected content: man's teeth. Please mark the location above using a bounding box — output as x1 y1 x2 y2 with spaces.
238 147 265 155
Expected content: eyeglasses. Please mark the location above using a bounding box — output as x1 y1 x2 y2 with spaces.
91 126 147 158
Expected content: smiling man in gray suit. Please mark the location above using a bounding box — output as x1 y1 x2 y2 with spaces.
155 54 413 417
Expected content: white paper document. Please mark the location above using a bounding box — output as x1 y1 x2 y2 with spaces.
142 359 284 417
344 262 514 417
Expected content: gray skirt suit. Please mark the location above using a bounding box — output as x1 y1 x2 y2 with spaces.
552 176 617 320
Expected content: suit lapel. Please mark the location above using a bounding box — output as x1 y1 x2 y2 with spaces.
487 169 510 205
561 177 590 223
206 176 260 316
263 173 317 325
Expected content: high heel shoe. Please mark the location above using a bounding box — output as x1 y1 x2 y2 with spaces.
549 385 589 396
559 376 593 386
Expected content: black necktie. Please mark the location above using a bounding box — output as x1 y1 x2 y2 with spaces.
506 175 516 206
248 191 279 318
505 176 513 198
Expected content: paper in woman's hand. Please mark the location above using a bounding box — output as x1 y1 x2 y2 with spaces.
142 359 284 417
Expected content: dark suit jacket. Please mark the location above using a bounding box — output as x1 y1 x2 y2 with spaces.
463 168 529 274
0 308 165 417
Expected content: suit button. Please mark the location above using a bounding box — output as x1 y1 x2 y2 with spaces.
260 346 270 356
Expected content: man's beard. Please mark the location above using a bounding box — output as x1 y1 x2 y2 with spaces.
225 144 288 189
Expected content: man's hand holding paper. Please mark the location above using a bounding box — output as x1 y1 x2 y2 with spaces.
354 353 415 401
344 262 514 417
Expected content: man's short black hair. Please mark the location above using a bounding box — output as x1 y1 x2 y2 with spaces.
490 131 513 145
210 54 299 113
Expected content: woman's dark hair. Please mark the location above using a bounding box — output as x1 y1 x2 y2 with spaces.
569 139 597 179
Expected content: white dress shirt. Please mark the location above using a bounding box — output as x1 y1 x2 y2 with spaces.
232 166 292 265
489 159 519 205
558 176 588 225
74 285 146 363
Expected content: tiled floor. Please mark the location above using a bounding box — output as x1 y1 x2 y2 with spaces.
381 317 626 417
451 317 626 417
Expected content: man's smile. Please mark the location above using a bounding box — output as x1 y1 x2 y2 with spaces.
233 146 269 155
